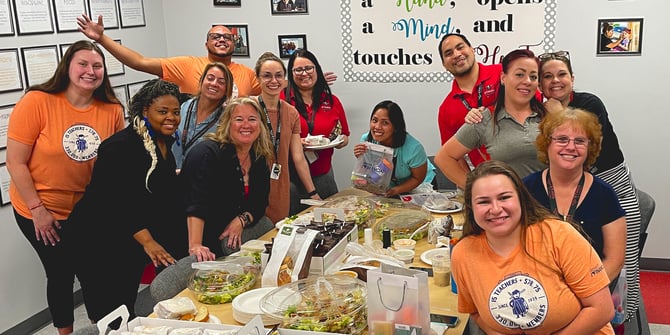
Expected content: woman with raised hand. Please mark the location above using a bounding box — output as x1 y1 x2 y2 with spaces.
173 62 233 170
253 51 320 223
68 79 189 322
434 49 547 189
7 40 124 335
453 160 615 335
283 49 350 214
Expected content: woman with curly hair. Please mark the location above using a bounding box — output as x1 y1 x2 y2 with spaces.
69 79 189 322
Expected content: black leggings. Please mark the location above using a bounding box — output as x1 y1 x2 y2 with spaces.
14 209 76 328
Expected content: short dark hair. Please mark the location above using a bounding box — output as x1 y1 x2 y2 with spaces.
438 33 472 61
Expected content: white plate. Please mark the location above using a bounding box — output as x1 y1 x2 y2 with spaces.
233 287 274 315
304 135 345 150
423 201 463 214
420 248 449 265
208 315 221 324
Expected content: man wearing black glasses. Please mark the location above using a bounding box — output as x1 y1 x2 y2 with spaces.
77 15 260 97
437 33 501 170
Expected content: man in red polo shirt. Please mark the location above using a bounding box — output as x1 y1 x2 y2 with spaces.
437 33 501 168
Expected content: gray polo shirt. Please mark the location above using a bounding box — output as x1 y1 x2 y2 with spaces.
455 107 546 178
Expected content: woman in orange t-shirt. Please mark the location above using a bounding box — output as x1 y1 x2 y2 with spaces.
6 40 124 335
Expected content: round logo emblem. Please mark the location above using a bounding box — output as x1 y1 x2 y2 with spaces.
488 273 549 330
62 124 102 162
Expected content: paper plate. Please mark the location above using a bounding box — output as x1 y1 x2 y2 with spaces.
232 287 280 326
423 201 463 214
420 248 449 265
304 135 345 150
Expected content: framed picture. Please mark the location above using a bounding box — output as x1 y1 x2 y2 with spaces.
98 39 125 76
278 34 306 59
217 24 249 57
112 85 130 118
118 0 145 28
21 45 59 87
597 18 643 56
0 163 10 205
53 0 87 33
88 0 120 29
127 80 149 101
271 0 307 15
13 0 54 35
0 0 15 36
214 0 241 6
0 49 23 93
0 104 13 149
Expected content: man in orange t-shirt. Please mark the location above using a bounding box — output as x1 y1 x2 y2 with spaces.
77 14 260 97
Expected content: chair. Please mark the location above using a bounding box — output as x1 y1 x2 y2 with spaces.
428 156 457 191
624 188 655 335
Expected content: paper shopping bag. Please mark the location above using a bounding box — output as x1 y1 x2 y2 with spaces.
367 263 430 335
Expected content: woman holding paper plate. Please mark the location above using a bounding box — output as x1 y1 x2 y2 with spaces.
353 100 435 197
283 49 350 214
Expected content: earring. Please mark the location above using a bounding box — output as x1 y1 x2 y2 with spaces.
143 116 155 138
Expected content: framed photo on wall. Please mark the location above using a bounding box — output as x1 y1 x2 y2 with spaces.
271 0 307 15
278 34 306 59
0 0 15 36
0 49 23 93
597 18 643 56
216 24 249 57
214 0 241 6
13 0 54 35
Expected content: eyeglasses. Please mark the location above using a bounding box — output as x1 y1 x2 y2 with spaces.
259 73 285 82
292 66 315 75
538 50 570 62
550 135 589 147
207 33 233 42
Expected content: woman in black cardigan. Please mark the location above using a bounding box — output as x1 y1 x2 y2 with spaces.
181 97 275 261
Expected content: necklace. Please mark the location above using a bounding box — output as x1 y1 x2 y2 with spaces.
239 153 250 176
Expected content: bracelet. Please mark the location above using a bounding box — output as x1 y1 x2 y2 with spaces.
28 201 44 211
307 189 318 197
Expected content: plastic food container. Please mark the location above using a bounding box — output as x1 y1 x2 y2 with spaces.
393 238 416 250
322 196 376 237
188 256 260 304
373 209 432 241
393 249 415 264
260 275 368 334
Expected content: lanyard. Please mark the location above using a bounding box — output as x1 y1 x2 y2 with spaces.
181 98 223 154
456 82 484 111
545 169 585 223
258 96 281 156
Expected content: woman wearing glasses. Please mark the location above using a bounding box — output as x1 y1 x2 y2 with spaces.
523 108 626 287
435 49 547 189
283 49 350 215
173 62 233 170
253 52 320 223
538 50 642 322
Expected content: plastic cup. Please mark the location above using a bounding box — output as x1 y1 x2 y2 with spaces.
431 254 451 287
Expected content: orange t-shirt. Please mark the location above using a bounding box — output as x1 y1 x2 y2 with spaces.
452 219 614 335
8 91 124 219
160 56 260 97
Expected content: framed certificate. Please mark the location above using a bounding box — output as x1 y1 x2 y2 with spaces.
0 104 12 150
0 0 15 36
112 85 129 118
21 45 59 88
0 49 23 93
127 80 149 102
0 164 11 205
88 0 119 29
98 39 125 76
118 0 146 28
53 0 87 32
13 0 54 35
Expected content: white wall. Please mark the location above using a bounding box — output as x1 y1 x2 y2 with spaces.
0 0 666 332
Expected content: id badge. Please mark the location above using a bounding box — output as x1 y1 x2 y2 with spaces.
271 163 282 180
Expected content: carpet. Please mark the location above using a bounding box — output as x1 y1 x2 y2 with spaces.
639 271 670 324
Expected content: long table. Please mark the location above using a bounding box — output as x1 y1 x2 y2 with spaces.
166 189 469 334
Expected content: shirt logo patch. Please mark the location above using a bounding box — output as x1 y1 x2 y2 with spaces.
62 124 102 162
488 273 548 330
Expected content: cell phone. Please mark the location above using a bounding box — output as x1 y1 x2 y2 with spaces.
430 313 459 327
409 266 433 277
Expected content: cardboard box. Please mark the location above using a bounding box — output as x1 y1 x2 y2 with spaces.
99 305 264 334
262 224 359 276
